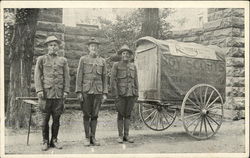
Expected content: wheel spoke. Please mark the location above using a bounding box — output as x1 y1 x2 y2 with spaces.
187 115 201 128
187 98 201 109
142 107 155 113
205 90 215 107
199 117 204 136
207 96 220 109
159 113 165 129
163 108 175 119
155 112 159 129
184 112 200 119
199 87 204 108
144 109 157 121
205 117 214 133
192 117 201 134
204 117 208 137
193 91 202 107
207 105 222 111
207 115 220 126
162 111 170 125
149 110 158 126
203 87 208 105
184 107 200 112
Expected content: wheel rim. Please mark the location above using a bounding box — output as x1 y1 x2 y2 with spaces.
139 103 177 131
181 84 224 140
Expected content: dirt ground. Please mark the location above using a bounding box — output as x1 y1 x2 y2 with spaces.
4 108 246 155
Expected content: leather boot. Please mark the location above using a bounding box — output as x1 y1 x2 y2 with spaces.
50 115 62 149
124 118 134 143
83 119 91 146
90 120 100 146
50 138 62 149
41 113 50 151
41 139 49 151
117 119 124 143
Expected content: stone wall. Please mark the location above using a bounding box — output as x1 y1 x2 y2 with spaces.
168 8 245 119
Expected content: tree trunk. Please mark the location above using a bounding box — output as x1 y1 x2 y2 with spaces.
6 9 39 128
141 8 160 38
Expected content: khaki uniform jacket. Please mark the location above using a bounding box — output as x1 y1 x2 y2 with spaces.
110 61 139 97
34 54 70 99
75 55 108 94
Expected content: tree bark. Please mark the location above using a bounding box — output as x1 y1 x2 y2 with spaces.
141 8 160 39
6 9 39 128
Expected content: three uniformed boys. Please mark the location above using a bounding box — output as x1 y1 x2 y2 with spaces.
35 36 137 150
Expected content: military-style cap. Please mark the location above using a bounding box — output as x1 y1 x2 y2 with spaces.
87 37 100 45
44 36 61 45
117 44 133 55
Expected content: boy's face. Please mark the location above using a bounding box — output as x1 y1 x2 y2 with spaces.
88 43 99 57
47 41 59 55
88 43 99 52
121 50 131 61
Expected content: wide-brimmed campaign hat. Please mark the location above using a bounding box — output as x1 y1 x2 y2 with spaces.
117 44 133 55
44 36 61 45
87 37 101 45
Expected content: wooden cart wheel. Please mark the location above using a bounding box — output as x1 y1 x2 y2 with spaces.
181 84 224 140
139 102 177 131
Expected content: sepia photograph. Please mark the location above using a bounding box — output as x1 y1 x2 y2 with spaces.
0 1 249 157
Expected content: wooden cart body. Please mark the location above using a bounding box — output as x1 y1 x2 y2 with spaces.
135 36 226 103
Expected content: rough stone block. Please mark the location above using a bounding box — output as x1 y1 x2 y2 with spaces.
37 21 65 33
227 37 244 47
34 48 46 56
204 17 244 32
38 13 62 23
171 30 189 38
39 8 63 17
203 31 215 41
226 87 245 97
46 32 64 41
224 47 244 57
207 8 227 14
68 59 80 68
209 37 244 48
226 67 244 77
65 42 85 51
212 28 243 38
182 36 200 42
35 30 47 39
226 77 244 87
208 8 244 21
65 26 104 37
64 50 87 60
34 38 46 48
226 57 244 67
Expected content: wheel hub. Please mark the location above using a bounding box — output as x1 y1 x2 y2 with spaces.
201 109 209 116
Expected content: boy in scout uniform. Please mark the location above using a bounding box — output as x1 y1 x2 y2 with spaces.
110 45 139 143
75 38 108 146
34 36 70 151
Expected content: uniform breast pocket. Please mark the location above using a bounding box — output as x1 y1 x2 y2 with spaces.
96 64 103 75
118 86 127 95
43 63 52 73
82 81 91 92
83 63 93 74
117 68 127 79
96 84 103 92
55 63 64 75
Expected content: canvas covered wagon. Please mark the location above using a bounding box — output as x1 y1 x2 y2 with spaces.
135 36 226 140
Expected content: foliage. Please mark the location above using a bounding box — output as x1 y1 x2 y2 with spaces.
97 8 175 53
